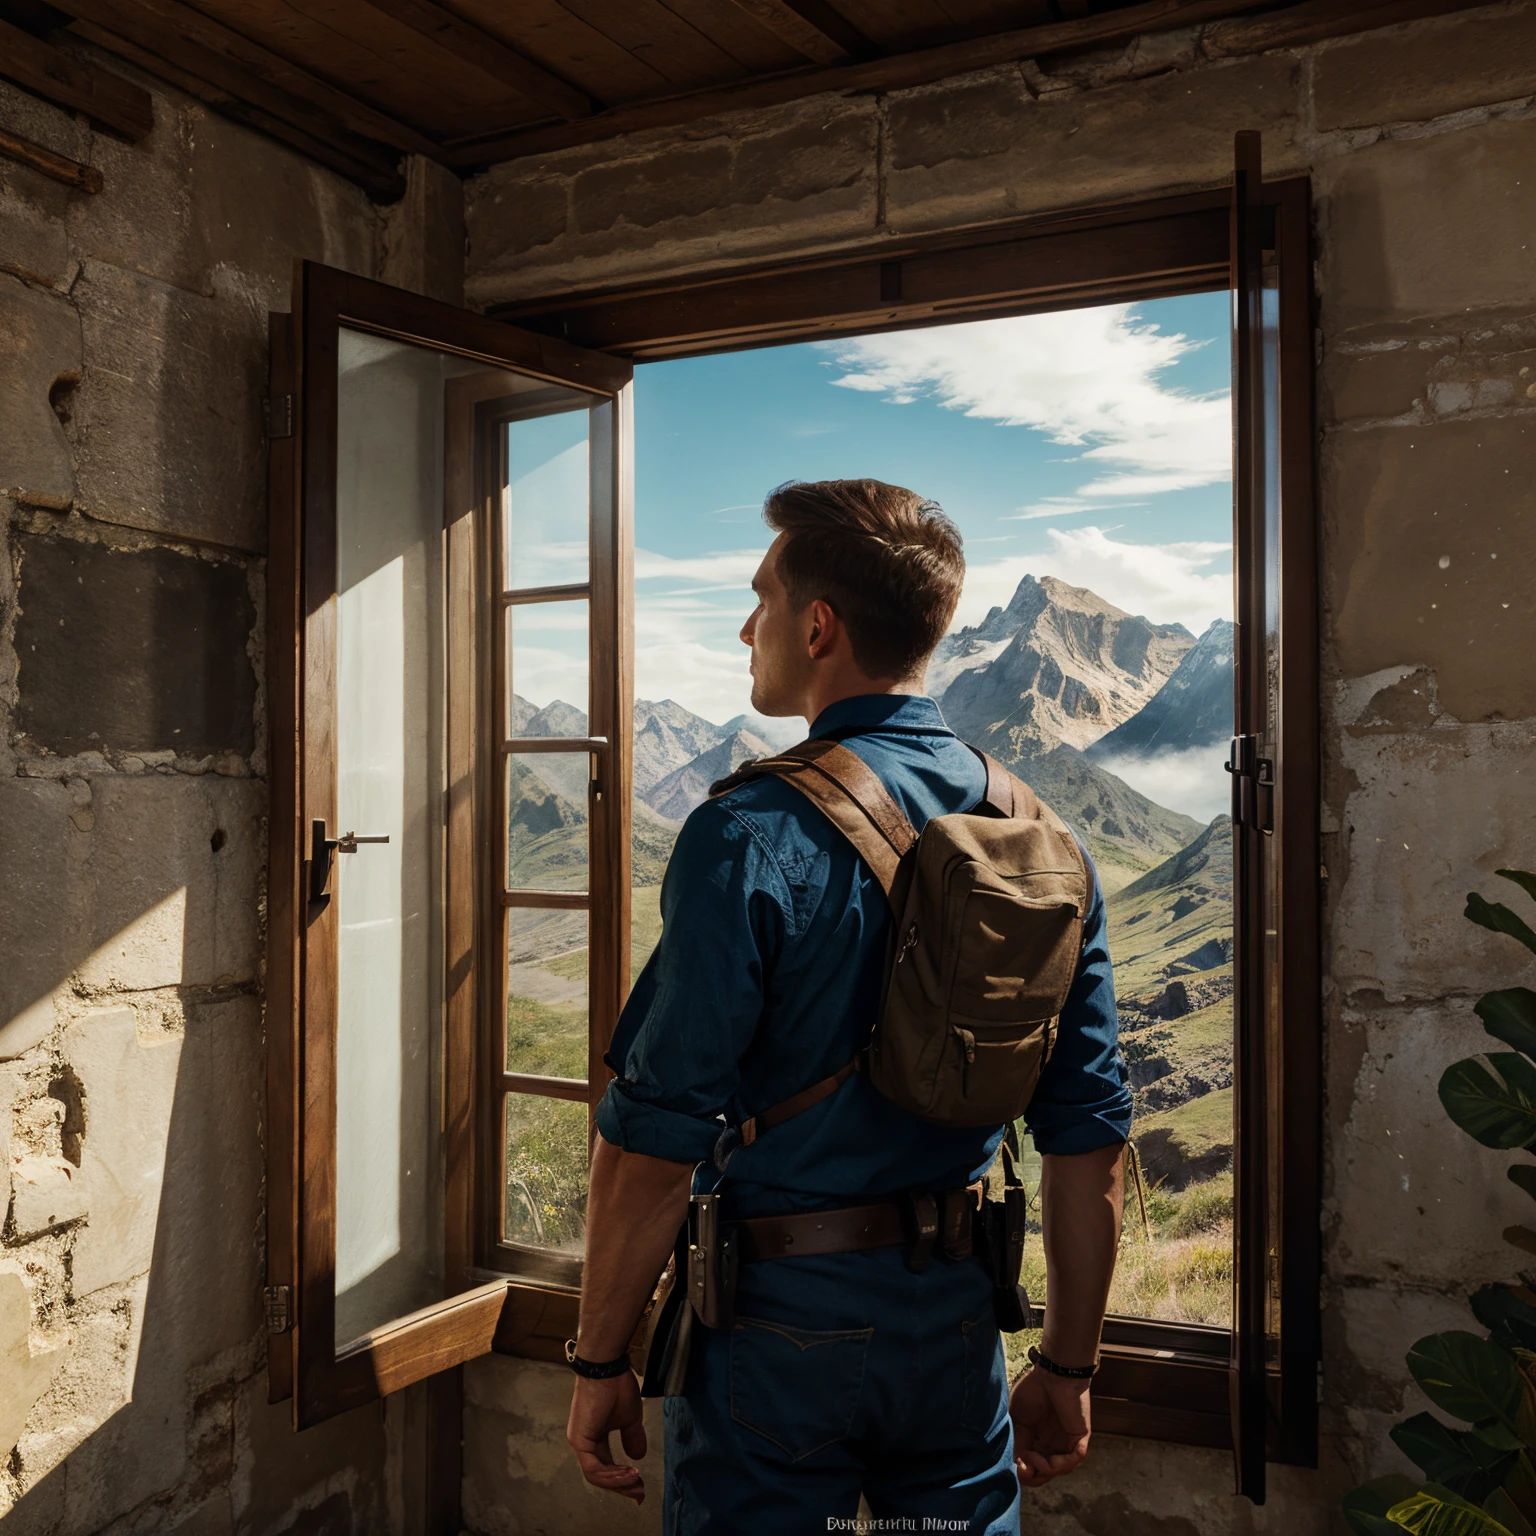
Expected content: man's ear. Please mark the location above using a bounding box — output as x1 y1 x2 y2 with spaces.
806 599 839 660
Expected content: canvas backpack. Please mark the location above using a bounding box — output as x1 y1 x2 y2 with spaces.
708 737 1093 1139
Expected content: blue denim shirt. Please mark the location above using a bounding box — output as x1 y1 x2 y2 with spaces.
596 694 1130 1213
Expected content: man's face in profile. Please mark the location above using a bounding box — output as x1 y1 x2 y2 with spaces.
740 533 811 718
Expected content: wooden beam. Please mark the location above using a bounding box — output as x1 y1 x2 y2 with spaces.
444 0 1278 164
356 0 593 120
1204 0 1496 54
50 0 447 163
722 0 875 65
0 121 102 189
0 14 152 139
67 17 406 197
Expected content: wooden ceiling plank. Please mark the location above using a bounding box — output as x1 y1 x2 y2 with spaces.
50 0 447 160
830 0 963 52
356 0 593 119
655 0 807 72
67 17 406 194
184 0 543 145
0 13 153 138
557 0 751 89
928 0 1056 31
1205 0 1496 53
719 0 875 64
447 0 1278 163
61 8 409 186
449 0 672 104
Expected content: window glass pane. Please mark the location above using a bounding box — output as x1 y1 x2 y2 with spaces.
332 327 467 1347
631 293 1237 1329
504 405 589 591
504 1095 589 1254
507 599 589 737
507 754 588 891
506 909 588 1078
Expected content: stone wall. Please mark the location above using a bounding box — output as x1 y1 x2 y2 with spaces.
461 4 1536 1534
0 51 463 1534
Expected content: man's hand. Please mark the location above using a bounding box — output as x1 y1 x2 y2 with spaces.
567 1370 648 1504
1009 1364 1092 1488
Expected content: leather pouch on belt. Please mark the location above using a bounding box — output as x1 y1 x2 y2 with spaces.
686 1192 738 1331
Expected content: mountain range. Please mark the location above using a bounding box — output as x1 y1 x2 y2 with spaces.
1086 617 1234 760
509 573 1235 894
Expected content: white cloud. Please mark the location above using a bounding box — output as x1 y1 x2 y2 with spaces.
954 525 1232 637
635 547 766 585
1095 744 1232 824
822 307 1228 500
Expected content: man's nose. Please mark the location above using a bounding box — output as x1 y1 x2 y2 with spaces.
740 608 758 646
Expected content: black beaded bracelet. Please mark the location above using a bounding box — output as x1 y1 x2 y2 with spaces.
564 1339 631 1380
1028 1344 1098 1380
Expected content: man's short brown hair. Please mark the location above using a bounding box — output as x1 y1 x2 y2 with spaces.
763 479 965 680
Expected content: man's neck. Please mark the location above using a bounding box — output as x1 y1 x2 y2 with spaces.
796 673 927 727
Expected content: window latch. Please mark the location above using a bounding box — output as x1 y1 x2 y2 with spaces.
1225 735 1274 835
309 818 390 902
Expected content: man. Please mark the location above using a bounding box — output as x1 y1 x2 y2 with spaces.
565 479 1130 1533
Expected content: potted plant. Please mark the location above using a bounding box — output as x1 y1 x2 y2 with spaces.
1345 870 1536 1536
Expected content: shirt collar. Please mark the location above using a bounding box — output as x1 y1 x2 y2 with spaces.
807 693 950 739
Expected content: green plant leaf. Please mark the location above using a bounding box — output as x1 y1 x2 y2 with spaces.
1509 1167 1536 1207
1484 1487 1536 1536
1441 1057 1536 1150
1346 1476 1427 1536
1387 1482 1518 1535
1409 1333 1525 1431
1468 894 1536 959
1471 1287 1536 1354
1496 871 1536 906
1473 1422 1528 1453
1480 993 1536 1063
1393 1414 1520 1501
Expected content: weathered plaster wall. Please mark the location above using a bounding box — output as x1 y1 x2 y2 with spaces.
0 51 463 1534
462 4 1536 1533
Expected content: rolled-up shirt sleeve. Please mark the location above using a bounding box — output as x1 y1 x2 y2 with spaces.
1024 853 1133 1157
596 799 791 1165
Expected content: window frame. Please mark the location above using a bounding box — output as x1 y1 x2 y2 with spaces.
264 261 633 1430
483 174 1321 1471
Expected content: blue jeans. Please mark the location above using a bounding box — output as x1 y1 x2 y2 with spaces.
664 1246 1019 1536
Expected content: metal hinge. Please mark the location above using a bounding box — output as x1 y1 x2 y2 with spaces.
1225 733 1274 834
264 393 292 439
263 1283 292 1334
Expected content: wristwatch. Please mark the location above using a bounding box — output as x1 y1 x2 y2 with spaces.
564 1339 632 1380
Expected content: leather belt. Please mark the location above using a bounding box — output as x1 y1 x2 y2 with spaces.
735 1184 983 1264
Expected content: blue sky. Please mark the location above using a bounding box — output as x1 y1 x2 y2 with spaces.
626 290 1234 729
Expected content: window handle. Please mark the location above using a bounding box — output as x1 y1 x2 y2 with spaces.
309 819 390 901
336 832 389 853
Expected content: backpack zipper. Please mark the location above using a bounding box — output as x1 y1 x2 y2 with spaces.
894 922 919 965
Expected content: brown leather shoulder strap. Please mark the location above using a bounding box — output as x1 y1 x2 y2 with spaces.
974 748 1039 822
740 1058 860 1147
711 738 918 901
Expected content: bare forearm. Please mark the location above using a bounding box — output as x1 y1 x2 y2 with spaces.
577 1133 694 1361
1040 1142 1125 1367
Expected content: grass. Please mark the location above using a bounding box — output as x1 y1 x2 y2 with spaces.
1010 1159 1234 1342
506 991 586 1078
1134 1086 1234 1188
504 1094 588 1253
631 885 664 978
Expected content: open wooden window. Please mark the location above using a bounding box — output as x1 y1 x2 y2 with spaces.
264 262 631 1426
266 139 1318 1496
